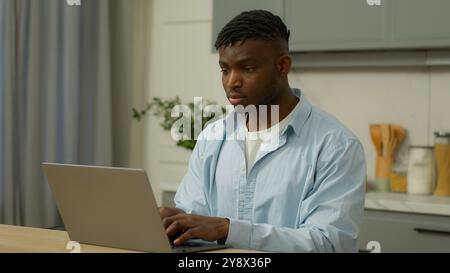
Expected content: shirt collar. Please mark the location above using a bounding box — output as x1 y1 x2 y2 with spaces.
223 88 312 138
282 88 312 137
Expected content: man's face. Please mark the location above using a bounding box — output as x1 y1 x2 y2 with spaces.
218 39 283 108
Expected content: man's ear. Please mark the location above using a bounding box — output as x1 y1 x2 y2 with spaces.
277 54 292 75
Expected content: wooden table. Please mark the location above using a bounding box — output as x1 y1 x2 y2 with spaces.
0 224 257 253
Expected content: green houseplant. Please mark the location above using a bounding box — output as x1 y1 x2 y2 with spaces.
132 96 226 151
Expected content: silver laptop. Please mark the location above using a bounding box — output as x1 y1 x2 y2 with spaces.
42 163 228 253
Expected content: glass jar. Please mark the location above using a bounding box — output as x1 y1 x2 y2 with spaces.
407 146 435 195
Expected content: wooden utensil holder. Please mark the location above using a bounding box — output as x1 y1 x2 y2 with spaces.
434 144 450 196
376 156 393 180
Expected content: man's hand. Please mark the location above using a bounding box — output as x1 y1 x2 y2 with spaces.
162 213 230 246
159 207 185 219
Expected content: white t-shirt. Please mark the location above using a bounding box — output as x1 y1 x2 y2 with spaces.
245 102 299 174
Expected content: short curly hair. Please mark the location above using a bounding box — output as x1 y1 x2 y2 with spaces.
214 9 290 50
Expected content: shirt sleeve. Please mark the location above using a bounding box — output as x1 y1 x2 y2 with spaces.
225 138 366 253
174 132 211 216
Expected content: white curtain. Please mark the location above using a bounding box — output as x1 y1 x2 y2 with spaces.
0 0 144 228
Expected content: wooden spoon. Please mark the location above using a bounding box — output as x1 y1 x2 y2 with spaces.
381 124 391 157
391 125 405 144
370 124 382 157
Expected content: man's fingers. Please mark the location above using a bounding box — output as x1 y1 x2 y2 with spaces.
165 215 227 245
166 219 185 238
162 213 184 228
162 216 173 229
159 207 184 219
165 215 198 238
173 227 202 246
159 207 174 219
163 213 195 229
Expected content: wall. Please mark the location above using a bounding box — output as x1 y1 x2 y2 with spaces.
290 66 450 180
145 0 450 205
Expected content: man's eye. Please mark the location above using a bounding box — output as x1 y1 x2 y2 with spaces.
220 68 228 73
245 67 254 73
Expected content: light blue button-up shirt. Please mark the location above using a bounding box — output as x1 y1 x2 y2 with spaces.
174 88 366 253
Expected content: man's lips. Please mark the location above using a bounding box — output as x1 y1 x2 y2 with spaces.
227 94 247 105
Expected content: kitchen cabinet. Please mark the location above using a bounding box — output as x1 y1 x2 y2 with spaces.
358 209 450 252
390 0 450 49
285 0 389 51
162 189 450 252
212 0 450 53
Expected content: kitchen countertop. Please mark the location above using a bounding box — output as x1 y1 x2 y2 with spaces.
365 191 450 216
160 182 450 217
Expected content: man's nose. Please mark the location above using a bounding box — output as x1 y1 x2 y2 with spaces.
226 70 243 89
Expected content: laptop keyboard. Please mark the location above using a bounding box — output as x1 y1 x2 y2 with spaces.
171 240 206 248
170 240 227 253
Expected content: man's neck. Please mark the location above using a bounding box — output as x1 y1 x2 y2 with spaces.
247 86 299 132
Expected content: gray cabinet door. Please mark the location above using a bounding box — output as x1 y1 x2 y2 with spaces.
390 0 450 49
212 0 284 51
212 0 450 53
285 0 390 52
358 210 450 253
